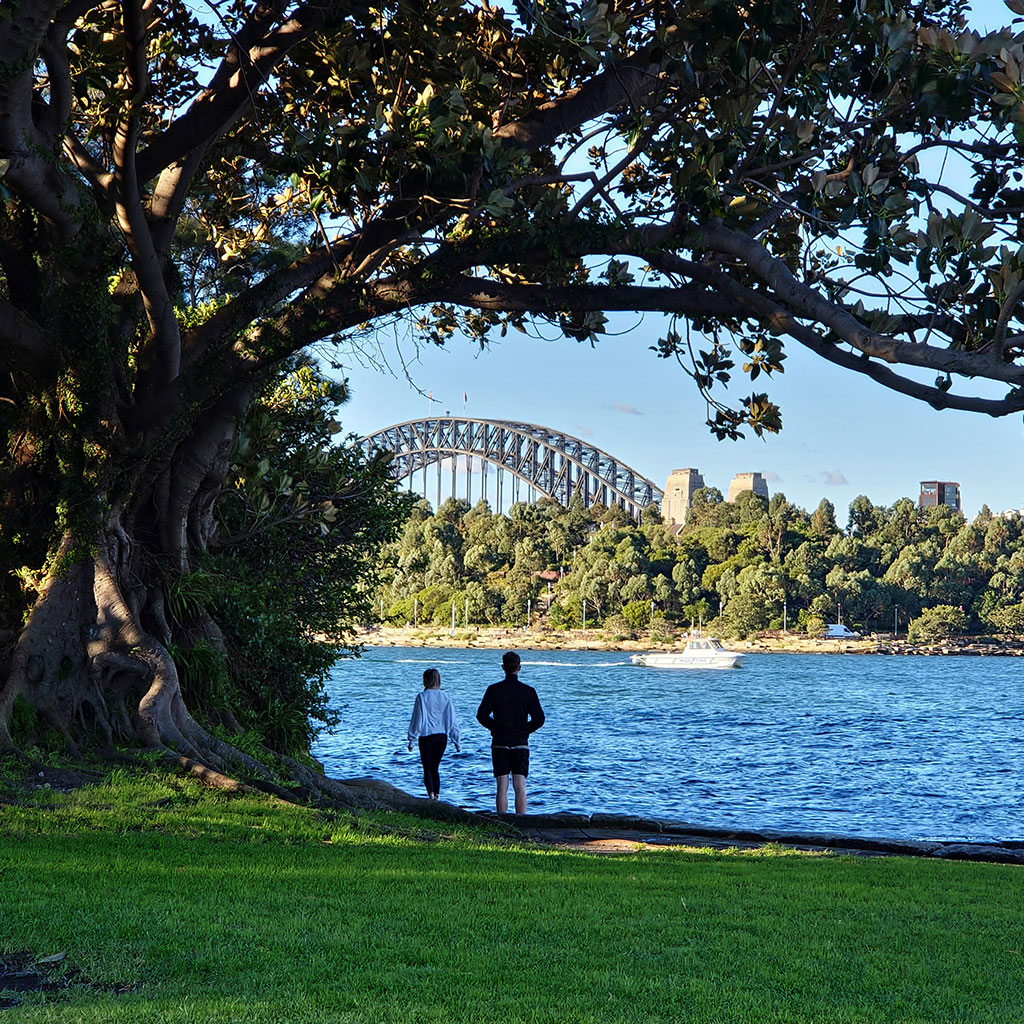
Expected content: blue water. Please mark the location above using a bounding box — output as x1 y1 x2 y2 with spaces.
312 647 1024 842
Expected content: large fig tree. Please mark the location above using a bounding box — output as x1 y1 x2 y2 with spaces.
3 0 1024 793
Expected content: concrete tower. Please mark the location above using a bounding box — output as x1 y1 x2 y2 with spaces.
727 472 769 504
662 468 705 525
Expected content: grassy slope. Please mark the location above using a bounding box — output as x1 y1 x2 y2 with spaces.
1 773 1022 1024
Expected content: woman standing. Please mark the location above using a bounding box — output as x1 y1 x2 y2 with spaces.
407 668 461 800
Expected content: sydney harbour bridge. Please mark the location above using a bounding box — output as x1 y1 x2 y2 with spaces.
358 417 663 519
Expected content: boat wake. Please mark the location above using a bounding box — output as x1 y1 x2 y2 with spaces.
522 659 632 668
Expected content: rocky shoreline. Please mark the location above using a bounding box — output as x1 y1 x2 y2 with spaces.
479 810 1024 864
354 625 1024 657
340 780 1024 865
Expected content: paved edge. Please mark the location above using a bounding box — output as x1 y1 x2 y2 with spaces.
472 811 1024 864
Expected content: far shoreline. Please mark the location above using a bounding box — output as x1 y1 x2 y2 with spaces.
351 625 1024 657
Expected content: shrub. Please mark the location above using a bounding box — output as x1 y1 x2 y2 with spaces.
983 602 1024 635
621 599 653 628
804 614 826 638
601 613 633 638
908 605 967 642
722 592 771 638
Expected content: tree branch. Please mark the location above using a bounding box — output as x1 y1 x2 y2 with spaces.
181 196 425 375
493 49 673 152
0 0 88 237
180 245 349 375
168 37 680 385
0 300 57 378
785 317 1024 416
0 0 60 68
137 2 354 186
147 0 290 255
37 25 74 141
645 250 1024 416
61 135 113 198
113 0 181 398
700 221 1024 386
437 276 737 318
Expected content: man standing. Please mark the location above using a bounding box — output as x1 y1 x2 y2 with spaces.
476 650 545 814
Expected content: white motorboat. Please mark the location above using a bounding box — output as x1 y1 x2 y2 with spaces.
630 635 745 669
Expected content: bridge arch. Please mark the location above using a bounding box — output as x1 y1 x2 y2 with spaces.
358 417 663 518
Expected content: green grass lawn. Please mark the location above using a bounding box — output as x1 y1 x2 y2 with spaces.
2 771 1022 1023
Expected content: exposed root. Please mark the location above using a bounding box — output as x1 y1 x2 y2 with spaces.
174 756 260 795
169 752 300 803
272 751 479 820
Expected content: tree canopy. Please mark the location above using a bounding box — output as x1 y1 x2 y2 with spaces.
378 492 1024 641
4 0 1024 795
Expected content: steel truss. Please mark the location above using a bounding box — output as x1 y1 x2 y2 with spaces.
358 417 663 518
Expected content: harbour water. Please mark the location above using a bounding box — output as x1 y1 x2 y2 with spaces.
312 646 1024 842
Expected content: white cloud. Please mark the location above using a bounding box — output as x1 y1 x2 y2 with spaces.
606 401 643 416
821 470 849 486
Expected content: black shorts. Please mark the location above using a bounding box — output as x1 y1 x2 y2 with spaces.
492 746 529 778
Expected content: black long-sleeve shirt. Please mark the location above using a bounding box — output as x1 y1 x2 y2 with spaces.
476 676 545 747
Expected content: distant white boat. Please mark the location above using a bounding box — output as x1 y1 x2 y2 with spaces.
630 635 745 669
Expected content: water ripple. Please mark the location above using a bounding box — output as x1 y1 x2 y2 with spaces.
313 647 1024 842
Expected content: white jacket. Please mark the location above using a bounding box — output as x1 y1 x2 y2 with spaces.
407 689 461 749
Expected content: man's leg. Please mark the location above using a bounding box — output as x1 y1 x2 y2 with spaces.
495 774 509 813
511 773 527 815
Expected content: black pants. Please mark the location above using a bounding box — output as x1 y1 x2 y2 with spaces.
418 733 447 795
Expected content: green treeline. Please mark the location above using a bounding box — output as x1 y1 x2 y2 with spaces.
375 489 1024 641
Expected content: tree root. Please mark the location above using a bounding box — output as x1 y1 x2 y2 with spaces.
173 755 290 800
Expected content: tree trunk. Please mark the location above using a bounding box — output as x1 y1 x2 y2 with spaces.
0 517 224 763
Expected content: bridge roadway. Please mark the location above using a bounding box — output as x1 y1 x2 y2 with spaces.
358 416 663 518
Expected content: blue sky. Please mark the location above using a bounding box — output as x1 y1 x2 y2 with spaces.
335 0 1024 520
